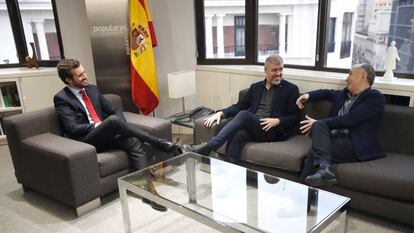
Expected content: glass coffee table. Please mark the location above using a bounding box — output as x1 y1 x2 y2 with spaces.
118 152 350 233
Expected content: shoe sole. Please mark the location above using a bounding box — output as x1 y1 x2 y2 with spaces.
142 198 168 212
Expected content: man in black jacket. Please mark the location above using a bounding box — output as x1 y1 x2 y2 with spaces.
184 55 300 163
54 58 181 211
296 63 385 187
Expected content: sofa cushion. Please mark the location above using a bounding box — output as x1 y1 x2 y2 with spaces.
97 149 130 177
336 153 414 202
241 135 311 172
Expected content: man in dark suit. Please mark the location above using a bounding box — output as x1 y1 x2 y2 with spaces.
296 63 385 187
54 59 180 211
184 55 300 163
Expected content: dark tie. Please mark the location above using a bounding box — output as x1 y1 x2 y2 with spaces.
79 89 101 124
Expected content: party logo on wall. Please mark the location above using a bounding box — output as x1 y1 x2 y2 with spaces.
129 23 150 57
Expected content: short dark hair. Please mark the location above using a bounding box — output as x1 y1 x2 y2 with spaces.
357 63 376 86
57 59 80 84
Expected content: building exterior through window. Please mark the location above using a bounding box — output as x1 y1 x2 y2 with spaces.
0 0 61 65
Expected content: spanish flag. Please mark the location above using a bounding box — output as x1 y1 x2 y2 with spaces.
129 0 158 115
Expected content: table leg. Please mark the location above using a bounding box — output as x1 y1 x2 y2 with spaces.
119 181 132 233
186 157 197 203
339 209 349 233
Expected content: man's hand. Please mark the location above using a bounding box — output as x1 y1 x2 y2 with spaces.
296 93 310 109
260 118 280 131
203 111 224 128
300 115 316 135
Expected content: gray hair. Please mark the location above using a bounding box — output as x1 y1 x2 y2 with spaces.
355 63 376 86
265 55 284 67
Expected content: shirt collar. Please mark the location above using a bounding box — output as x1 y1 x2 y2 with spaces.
347 87 370 99
68 86 83 96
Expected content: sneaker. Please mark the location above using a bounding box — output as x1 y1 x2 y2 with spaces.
183 142 212 156
304 165 337 187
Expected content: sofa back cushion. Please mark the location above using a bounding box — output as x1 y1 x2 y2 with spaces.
303 100 332 120
379 105 414 155
103 94 124 112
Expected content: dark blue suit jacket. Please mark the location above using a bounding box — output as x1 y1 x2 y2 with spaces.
221 79 300 139
308 87 385 161
54 85 125 140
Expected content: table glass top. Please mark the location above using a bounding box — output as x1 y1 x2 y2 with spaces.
120 152 349 233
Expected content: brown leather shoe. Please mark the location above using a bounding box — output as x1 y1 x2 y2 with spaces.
142 198 167 212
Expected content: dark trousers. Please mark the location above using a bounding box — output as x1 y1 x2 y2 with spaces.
301 121 357 180
208 110 281 163
83 115 160 170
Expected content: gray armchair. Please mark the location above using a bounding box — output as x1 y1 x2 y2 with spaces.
4 94 172 216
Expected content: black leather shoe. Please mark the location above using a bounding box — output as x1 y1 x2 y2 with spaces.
142 198 167 212
158 139 180 154
305 166 337 187
183 142 212 156
172 147 183 156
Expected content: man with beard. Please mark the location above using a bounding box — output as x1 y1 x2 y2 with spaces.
184 55 300 163
54 58 181 211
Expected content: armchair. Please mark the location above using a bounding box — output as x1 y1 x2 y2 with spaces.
4 94 172 216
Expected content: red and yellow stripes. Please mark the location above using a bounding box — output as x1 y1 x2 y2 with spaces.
129 0 158 115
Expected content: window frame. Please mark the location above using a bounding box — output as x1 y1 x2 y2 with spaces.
195 0 414 79
2 0 64 68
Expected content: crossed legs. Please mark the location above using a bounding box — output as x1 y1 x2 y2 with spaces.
186 110 281 163
301 121 357 186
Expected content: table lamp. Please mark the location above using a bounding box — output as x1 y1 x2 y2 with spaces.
168 70 196 113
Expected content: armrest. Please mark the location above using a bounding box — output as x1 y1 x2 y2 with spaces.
194 116 231 144
20 133 100 208
123 112 172 141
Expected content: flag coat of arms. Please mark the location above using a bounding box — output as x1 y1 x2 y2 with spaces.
129 0 158 115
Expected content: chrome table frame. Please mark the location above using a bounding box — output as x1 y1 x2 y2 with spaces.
118 154 349 233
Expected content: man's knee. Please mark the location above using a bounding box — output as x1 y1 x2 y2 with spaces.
311 121 329 133
104 115 124 126
234 110 253 120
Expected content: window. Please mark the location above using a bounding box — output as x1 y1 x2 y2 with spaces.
0 0 63 67
257 0 318 65
196 0 414 78
203 0 245 59
327 18 336 53
340 12 353 59
0 0 19 64
234 16 245 56
325 0 414 76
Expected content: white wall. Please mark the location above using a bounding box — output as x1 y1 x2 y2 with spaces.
148 0 197 117
54 0 96 84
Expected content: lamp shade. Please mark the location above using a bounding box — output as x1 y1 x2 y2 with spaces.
168 70 196 98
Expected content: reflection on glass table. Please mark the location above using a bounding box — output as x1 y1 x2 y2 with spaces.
118 152 350 233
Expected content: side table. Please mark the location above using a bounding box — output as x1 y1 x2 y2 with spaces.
166 114 195 143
